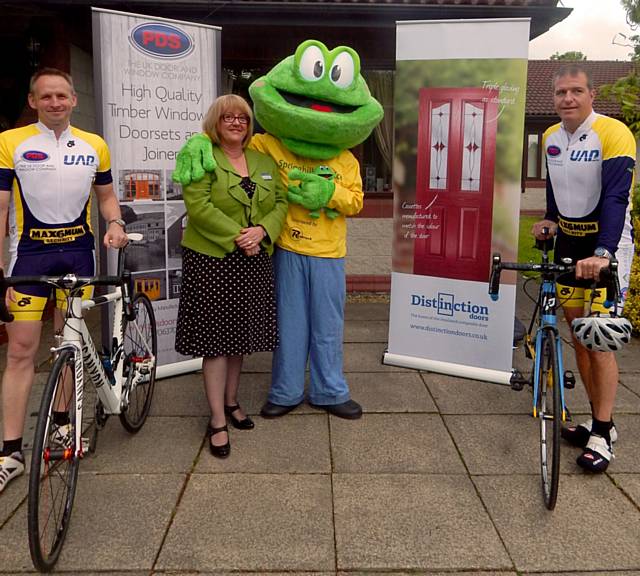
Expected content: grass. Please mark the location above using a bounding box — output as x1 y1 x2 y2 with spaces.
518 214 552 265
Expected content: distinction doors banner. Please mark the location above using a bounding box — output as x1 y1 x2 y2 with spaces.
384 19 530 383
92 8 220 377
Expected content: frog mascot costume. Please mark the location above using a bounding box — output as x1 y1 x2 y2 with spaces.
173 40 383 419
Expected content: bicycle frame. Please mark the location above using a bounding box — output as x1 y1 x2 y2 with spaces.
531 277 567 422
53 286 122 457
54 278 154 458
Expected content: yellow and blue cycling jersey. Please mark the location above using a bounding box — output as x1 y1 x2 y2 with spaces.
543 111 635 261
0 121 113 264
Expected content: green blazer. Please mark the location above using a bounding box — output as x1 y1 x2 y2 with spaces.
181 146 288 258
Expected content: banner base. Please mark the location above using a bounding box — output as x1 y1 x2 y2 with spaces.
383 351 512 385
157 358 203 380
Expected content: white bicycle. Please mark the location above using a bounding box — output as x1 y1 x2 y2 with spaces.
0 233 157 572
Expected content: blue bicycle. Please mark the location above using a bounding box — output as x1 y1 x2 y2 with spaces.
488 231 622 510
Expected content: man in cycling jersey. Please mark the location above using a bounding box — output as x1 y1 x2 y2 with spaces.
533 64 635 473
0 68 129 492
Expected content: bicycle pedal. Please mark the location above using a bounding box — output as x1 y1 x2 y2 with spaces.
563 370 576 389
510 370 527 391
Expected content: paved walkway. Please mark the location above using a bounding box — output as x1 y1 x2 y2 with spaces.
1 293 640 574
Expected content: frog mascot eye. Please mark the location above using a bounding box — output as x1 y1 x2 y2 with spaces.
329 51 355 88
299 44 325 81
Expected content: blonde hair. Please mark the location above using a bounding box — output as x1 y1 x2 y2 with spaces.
202 94 253 149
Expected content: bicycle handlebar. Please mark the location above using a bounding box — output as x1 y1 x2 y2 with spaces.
488 253 620 307
0 232 142 323
488 254 576 301
598 263 619 307
488 254 501 301
0 271 126 324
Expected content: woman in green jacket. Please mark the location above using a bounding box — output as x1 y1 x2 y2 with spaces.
175 94 287 458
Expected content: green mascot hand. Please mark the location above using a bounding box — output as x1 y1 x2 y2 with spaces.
287 167 337 219
172 133 217 185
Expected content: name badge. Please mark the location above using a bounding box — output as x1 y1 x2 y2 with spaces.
261 173 272 181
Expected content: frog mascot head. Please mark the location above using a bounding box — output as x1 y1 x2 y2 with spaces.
248 39 383 160
173 39 383 211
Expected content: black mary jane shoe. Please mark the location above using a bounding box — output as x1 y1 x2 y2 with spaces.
224 404 255 430
207 424 230 458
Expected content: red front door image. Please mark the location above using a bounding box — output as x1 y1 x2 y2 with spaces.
413 87 498 282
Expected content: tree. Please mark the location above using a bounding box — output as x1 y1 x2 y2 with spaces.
600 0 640 330
550 50 587 61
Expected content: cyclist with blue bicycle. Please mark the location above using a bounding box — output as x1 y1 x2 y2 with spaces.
533 64 635 473
0 68 129 493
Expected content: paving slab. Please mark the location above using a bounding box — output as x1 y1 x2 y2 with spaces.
621 372 640 397
345 301 390 321
426 372 529 414
344 319 389 343
176 573 333 576
474 474 640 572
151 371 274 417
0 475 27 527
150 371 208 416
241 350 273 373
346 342 412 372
195 414 330 474
156 473 334 572
445 414 584 475
610 473 640 508
0 473 183 573
605 414 640 473
79 415 205 474
341 573 517 576
614 338 640 375
347 372 436 413
50 573 148 576
333 473 511 571
331 413 465 474
533 573 640 576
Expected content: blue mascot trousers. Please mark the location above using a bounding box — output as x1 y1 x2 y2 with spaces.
269 247 351 406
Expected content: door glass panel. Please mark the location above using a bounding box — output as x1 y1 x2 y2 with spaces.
461 102 484 192
429 102 450 190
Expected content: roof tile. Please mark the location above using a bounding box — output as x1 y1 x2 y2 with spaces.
526 59 635 117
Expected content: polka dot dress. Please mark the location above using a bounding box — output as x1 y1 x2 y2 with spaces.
175 246 278 357
176 178 276 358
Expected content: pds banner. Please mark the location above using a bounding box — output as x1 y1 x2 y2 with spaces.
92 8 220 377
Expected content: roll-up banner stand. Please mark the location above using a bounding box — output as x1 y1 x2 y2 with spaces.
92 8 220 378
384 19 530 384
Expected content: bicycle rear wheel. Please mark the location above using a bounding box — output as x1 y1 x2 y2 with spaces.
119 292 157 433
538 328 561 510
28 348 80 572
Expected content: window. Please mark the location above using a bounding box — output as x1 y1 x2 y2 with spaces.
525 130 547 181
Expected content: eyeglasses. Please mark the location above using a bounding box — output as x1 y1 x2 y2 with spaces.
222 113 249 125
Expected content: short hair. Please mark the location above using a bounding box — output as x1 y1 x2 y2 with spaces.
29 67 75 94
552 64 593 90
202 94 253 149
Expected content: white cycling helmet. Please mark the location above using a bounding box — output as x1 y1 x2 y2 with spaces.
571 315 633 352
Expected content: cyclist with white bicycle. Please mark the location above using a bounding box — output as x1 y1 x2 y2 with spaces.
0 68 128 492
533 64 635 473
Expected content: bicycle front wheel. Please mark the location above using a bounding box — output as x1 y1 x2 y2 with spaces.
28 348 80 572
119 292 157 433
538 328 561 510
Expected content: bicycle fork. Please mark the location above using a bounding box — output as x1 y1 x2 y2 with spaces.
531 328 567 422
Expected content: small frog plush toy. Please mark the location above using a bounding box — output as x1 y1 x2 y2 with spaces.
173 40 383 420
287 165 339 220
